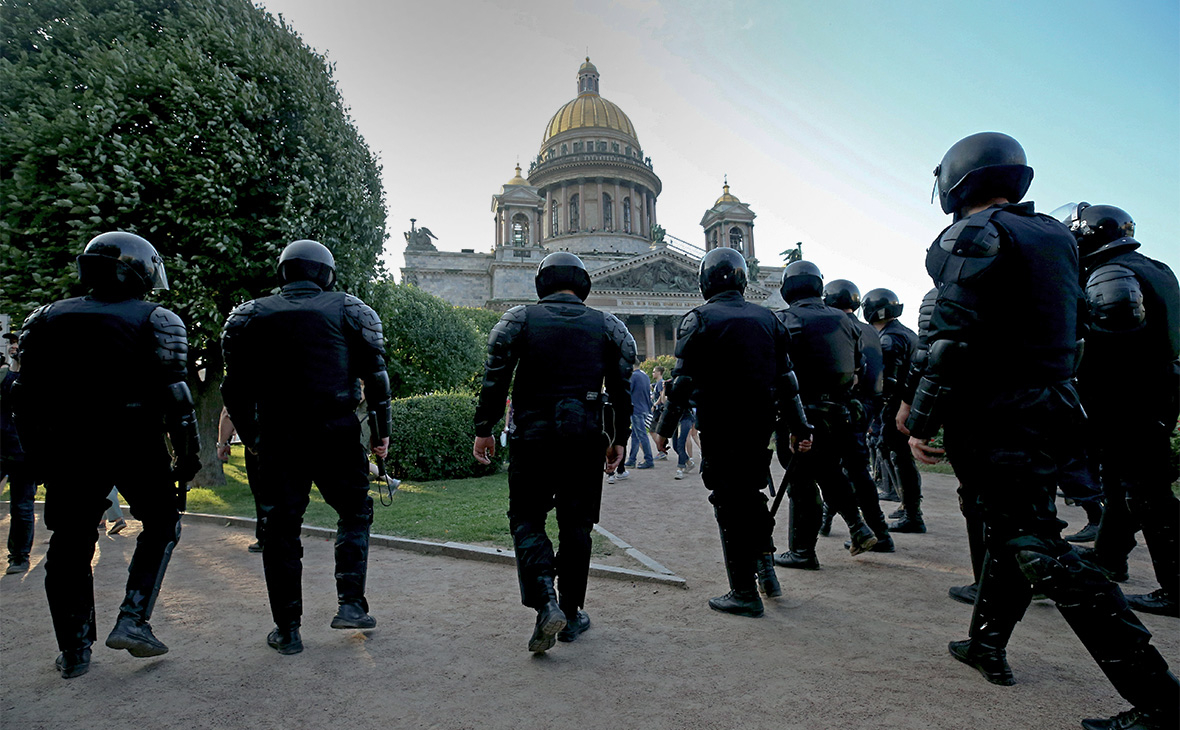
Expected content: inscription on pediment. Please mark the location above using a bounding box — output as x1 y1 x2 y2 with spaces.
594 260 697 293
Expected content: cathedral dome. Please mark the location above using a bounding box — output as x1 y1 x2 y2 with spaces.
540 58 638 151
715 182 740 206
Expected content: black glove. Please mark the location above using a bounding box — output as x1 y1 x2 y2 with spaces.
172 453 201 485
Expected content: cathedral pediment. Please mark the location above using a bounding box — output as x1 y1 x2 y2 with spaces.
590 249 700 294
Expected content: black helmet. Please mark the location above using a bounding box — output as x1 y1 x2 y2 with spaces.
699 248 748 300
76 231 168 298
822 278 861 311
862 288 903 323
1068 203 1138 262
934 132 1033 216
535 251 591 300
779 260 823 304
279 239 336 289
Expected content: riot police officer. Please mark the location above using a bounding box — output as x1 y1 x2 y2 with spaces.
820 279 893 552
14 231 199 678
903 132 1176 730
773 262 879 570
657 248 812 618
472 252 635 651
221 240 391 656
1067 203 1179 618
863 288 924 533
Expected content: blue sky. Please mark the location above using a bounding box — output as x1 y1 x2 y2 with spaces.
257 0 1179 327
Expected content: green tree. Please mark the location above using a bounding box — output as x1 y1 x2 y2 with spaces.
0 0 387 484
375 283 487 398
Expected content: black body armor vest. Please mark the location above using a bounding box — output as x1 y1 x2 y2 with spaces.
776 298 859 401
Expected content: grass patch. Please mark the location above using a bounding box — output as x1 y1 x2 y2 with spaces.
3 447 617 558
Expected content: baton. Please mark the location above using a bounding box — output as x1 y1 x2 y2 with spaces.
769 453 798 519
177 480 190 513
374 457 400 507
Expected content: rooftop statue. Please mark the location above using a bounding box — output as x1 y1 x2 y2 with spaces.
404 219 438 251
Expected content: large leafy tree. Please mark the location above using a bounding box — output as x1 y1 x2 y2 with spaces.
0 0 387 484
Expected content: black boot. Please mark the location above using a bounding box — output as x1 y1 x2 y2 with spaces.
528 576 566 653
888 506 906 520
948 583 979 605
1064 522 1100 543
557 608 590 642
105 610 168 657
847 521 878 556
267 624 303 655
756 554 782 597
774 550 820 570
1075 545 1130 582
819 503 835 537
331 600 377 629
1081 708 1175 730
55 648 91 679
710 517 763 617
889 510 927 533
776 486 821 570
950 553 1029 686
107 521 179 658
844 534 896 553
1125 590 1179 618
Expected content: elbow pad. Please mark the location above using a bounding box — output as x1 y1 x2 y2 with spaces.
366 370 392 444
164 381 200 468
904 339 965 439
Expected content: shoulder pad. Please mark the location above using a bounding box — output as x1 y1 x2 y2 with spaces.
879 332 897 352
604 312 638 365
677 309 702 339
939 212 1001 258
1086 263 1145 334
224 300 257 330
21 302 55 331
151 306 189 375
502 304 528 324
489 305 527 347
343 294 385 348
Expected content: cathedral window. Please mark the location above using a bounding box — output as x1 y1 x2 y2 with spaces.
596 141 607 152
729 226 743 249
623 197 631 233
602 193 613 230
569 194 580 232
512 214 529 246
573 141 582 153
561 143 568 155
550 203 559 236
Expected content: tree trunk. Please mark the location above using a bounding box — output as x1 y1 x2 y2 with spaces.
191 356 227 487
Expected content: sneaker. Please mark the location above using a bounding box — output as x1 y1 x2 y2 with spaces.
636 462 654 469
6 557 30 575
107 519 127 536
614 471 630 481
654 452 668 461
674 469 685 480
247 541 264 553
606 474 616 484
684 459 696 473
624 461 636 468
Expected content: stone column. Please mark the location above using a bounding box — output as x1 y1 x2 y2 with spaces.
644 315 656 360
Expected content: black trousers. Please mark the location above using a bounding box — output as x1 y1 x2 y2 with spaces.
253 417 373 628
41 438 179 652
879 417 922 512
786 404 863 553
700 433 776 555
4 457 36 561
507 436 603 611
946 382 1177 718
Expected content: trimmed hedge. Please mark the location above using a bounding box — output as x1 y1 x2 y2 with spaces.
384 392 505 481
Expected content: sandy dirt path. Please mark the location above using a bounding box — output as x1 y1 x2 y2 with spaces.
2 461 1177 730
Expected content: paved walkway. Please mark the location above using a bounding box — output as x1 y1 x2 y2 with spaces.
2 455 1177 730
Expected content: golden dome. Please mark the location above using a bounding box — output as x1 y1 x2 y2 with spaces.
505 164 527 186
715 183 740 206
540 59 638 150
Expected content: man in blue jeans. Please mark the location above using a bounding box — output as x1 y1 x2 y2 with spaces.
626 363 654 469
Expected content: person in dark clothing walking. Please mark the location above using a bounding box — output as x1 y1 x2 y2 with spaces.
820 279 894 552
1066 202 1179 618
863 288 925 533
14 231 200 679
2 332 35 575
221 240 391 656
472 252 635 652
773 262 880 571
902 132 1177 730
658 248 813 618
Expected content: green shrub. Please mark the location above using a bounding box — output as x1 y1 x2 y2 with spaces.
641 355 676 381
385 392 505 481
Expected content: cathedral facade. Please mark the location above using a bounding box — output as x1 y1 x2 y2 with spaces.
401 58 784 360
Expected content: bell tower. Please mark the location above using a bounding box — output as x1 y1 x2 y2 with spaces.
699 177 756 260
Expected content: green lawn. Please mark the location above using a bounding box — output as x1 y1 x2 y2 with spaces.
4 446 616 556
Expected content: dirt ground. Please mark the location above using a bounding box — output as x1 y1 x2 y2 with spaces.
2 462 1177 730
